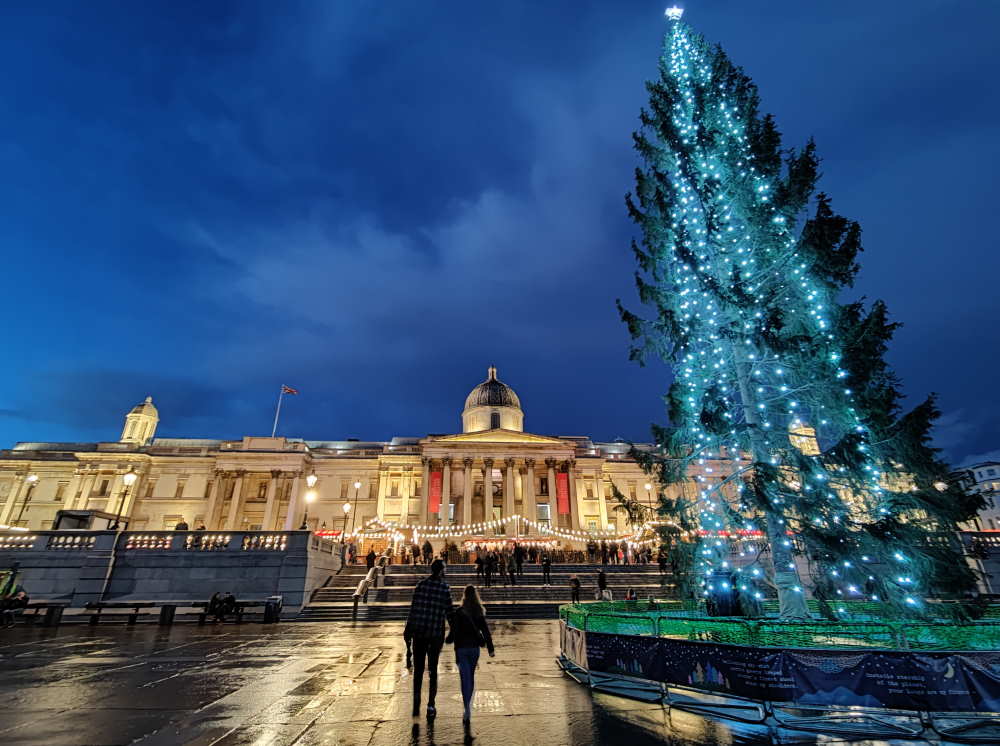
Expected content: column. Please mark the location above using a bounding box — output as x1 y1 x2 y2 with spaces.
63 470 83 512
442 457 452 527
400 466 412 526
204 471 224 529
546 458 557 528
523 459 536 535
283 472 302 530
225 470 246 529
262 470 281 530
596 471 609 530
569 460 584 531
503 458 515 526
375 466 389 523
482 458 494 526
75 472 96 510
462 457 473 526
0 476 24 525
419 457 430 525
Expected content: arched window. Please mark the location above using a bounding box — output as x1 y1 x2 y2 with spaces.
126 420 136 438
490 412 501 429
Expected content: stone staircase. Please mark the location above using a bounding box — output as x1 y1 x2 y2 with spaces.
298 562 675 622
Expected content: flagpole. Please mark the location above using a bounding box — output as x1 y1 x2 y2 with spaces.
271 386 285 438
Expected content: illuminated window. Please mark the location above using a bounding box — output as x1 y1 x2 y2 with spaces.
490 412 500 429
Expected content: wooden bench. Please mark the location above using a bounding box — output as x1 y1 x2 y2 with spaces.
197 599 271 625
23 601 70 627
85 600 156 625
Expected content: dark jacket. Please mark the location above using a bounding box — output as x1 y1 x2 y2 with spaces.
446 607 494 655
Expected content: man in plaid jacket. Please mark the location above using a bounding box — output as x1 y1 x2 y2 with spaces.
404 558 453 718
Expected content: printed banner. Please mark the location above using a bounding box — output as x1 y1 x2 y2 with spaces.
561 622 588 670
428 471 442 514
580 630 1000 712
556 472 570 515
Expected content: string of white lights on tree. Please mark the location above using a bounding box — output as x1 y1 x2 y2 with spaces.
617 7 981 618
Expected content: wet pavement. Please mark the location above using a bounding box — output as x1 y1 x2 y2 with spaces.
0 620 968 745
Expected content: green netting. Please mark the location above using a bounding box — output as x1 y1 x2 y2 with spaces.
560 602 1000 651
756 620 898 649
658 615 755 645
584 612 656 636
901 622 1000 651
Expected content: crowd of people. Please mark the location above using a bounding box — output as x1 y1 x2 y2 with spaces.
340 538 668 569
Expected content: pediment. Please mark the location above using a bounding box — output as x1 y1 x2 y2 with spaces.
430 429 566 445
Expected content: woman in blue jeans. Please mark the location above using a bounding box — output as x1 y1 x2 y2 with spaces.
446 585 495 722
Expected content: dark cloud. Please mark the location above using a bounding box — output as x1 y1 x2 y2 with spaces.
0 1 997 464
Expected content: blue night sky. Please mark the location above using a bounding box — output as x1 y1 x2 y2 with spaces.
2 1 998 466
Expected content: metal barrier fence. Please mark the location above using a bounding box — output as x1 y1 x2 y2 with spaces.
560 602 1000 651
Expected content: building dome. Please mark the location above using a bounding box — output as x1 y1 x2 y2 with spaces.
121 396 159 445
464 366 521 410
461 366 524 433
129 396 159 417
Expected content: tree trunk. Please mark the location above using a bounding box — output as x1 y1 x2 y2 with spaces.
736 362 810 620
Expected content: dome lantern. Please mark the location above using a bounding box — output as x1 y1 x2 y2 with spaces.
120 395 159 445
461 366 523 432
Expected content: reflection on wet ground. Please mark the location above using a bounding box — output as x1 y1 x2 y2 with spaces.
0 620 963 744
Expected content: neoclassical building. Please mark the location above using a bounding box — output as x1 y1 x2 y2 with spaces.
0 367 721 543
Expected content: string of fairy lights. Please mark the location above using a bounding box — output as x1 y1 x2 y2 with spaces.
644 12 916 606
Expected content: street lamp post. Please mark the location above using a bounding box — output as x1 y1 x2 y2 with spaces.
300 472 318 530
301 490 317 531
13 474 39 526
111 467 137 531
644 482 654 513
342 501 352 537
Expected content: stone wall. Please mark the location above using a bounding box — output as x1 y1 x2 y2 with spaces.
0 530 341 614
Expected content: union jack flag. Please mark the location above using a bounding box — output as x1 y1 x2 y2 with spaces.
281 385 299 395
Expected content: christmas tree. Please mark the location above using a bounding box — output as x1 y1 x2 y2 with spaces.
619 8 982 619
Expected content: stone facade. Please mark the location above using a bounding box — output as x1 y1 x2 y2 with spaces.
0 367 722 543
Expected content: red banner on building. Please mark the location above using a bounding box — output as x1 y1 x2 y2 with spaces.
556 472 570 515
428 471 443 513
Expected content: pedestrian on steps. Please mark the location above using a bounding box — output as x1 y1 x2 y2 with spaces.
404 559 452 719
447 585 494 723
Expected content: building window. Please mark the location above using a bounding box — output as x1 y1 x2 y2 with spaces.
340 481 349 499
414 479 422 497
126 421 136 438
490 412 500 429
449 503 455 523
369 481 377 500
55 482 68 501
146 480 156 498
585 481 594 499
536 503 551 526
257 482 268 499
539 477 548 496
97 480 110 496
175 481 186 499
587 519 598 530
989 468 997 477
390 479 400 497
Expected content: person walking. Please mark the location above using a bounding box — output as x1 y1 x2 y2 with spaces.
498 553 508 587
569 575 581 604
404 559 453 719
366 548 377 570
596 570 609 601
601 544 609 565
422 540 434 565
515 544 524 577
447 585 495 723
657 548 667 576
507 556 517 586
541 553 552 586
475 553 484 583
483 552 494 588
